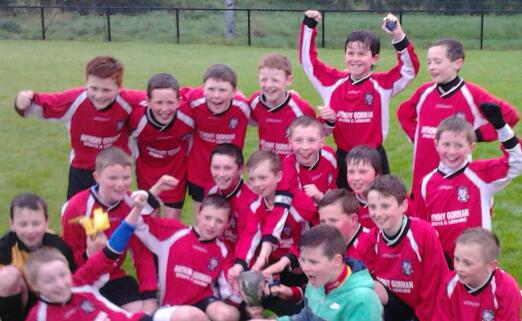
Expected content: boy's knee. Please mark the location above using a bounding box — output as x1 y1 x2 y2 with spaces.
0 266 24 296
120 299 144 312
158 305 208 321
206 301 240 321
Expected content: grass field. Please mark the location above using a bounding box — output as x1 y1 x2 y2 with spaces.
0 39 521 284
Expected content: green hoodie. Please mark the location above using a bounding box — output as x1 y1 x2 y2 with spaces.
277 258 382 321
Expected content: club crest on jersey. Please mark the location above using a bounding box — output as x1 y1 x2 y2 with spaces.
115 120 125 131
364 92 374 106
456 186 469 203
401 259 413 276
208 256 219 272
80 299 95 313
481 309 494 321
229 117 239 129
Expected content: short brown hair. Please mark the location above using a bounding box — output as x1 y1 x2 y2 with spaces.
10 192 48 221
201 194 231 215
364 174 407 204
211 143 244 168
23 247 69 287
95 147 131 172
318 189 359 216
203 64 237 88
430 38 465 62
258 53 292 76
147 73 180 99
246 150 280 173
435 116 475 144
456 228 500 262
288 116 324 138
346 145 382 176
85 56 124 87
345 30 380 56
299 224 346 259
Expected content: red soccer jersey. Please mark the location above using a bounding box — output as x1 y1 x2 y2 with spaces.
345 224 376 271
60 187 156 293
416 139 522 261
372 216 449 321
183 87 250 188
206 179 259 262
249 90 316 159
281 145 338 197
299 17 419 152
17 87 145 169
397 79 519 194
134 216 235 306
433 269 522 321
128 105 193 203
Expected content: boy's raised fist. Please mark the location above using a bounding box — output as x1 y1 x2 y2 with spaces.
305 10 321 22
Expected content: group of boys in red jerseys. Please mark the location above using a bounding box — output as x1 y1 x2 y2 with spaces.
3 8 521 321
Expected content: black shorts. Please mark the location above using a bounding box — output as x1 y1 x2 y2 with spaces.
164 200 185 210
336 145 390 189
379 282 417 321
194 295 219 312
187 181 205 203
99 275 143 306
67 166 95 199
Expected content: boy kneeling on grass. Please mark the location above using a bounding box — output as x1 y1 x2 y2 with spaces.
251 224 382 321
23 191 154 321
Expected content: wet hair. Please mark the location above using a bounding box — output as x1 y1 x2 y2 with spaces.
23 247 69 287
85 56 124 87
258 53 292 76
203 64 237 88
318 189 359 216
10 192 48 221
147 73 180 99
364 174 407 204
345 30 380 56
95 147 132 172
430 38 465 62
346 145 382 176
211 143 244 168
299 224 346 259
456 228 500 262
435 116 475 144
288 116 324 138
246 150 281 173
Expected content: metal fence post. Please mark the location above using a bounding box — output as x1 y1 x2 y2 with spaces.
480 12 484 50
247 9 251 46
40 7 45 40
321 10 325 48
106 8 111 42
399 10 403 24
176 9 180 43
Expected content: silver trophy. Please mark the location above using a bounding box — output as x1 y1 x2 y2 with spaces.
237 270 266 306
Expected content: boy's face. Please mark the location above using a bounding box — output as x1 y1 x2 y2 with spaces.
344 41 378 79
195 204 229 240
319 201 358 243
346 160 376 196
34 260 73 303
248 160 281 198
85 75 120 109
426 45 463 84
10 207 48 251
454 243 495 288
258 67 292 106
148 88 179 124
289 125 324 167
435 130 473 170
94 164 132 204
299 245 342 288
203 78 236 114
367 191 407 235
210 154 242 191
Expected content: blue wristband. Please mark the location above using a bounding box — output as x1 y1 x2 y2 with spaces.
107 220 136 254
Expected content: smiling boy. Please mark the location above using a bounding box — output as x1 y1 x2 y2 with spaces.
300 10 419 188
14 56 146 199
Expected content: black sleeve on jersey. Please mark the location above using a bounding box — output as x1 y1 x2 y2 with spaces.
303 15 318 29
284 252 300 269
392 36 410 51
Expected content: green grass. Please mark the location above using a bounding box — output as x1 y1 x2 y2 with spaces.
0 39 521 285
1 9 522 49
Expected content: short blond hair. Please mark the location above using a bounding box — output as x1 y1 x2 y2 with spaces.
247 150 280 173
95 147 131 172
456 228 499 262
23 247 69 288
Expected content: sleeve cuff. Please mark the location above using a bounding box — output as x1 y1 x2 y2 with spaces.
233 259 248 271
290 286 304 303
325 120 335 128
274 190 292 209
261 235 278 244
497 124 515 142
392 35 409 51
147 191 161 209
284 253 300 269
475 129 484 142
303 15 318 28
103 246 120 260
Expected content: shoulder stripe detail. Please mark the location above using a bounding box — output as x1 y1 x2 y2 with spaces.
321 148 337 168
288 99 305 117
233 99 251 119
177 110 195 128
250 95 260 110
446 274 459 297
36 302 47 321
406 230 422 262
116 95 133 114
463 168 492 230
190 97 206 108
460 85 488 129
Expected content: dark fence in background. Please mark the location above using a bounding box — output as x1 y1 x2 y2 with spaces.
1 5 522 49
